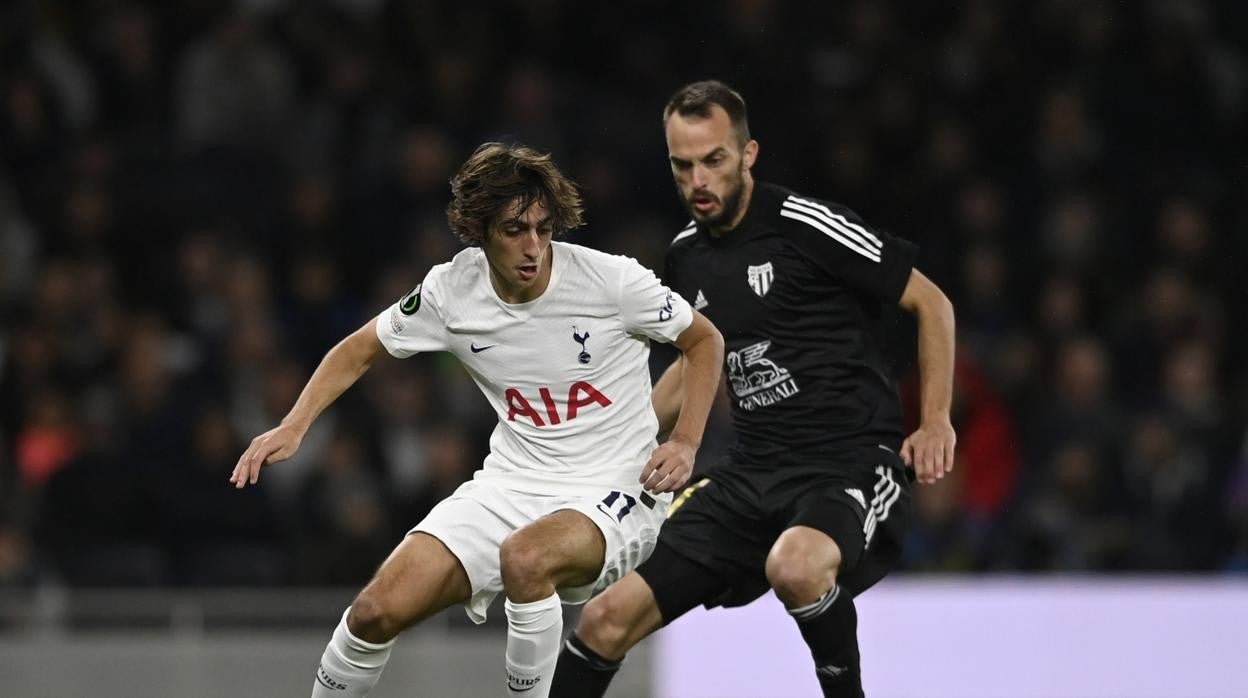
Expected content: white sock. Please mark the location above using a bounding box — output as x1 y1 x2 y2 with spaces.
504 592 563 698
311 607 396 697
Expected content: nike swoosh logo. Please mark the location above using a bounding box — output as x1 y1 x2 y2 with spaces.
470 343 497 353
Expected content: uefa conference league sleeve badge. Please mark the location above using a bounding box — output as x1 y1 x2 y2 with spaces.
399 284 422 315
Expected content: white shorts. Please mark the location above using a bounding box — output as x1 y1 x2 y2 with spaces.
411 479 669 624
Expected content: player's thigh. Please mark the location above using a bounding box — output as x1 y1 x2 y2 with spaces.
356 532 472 626
502 508 606 589
785 460 911 593
635 541 734 626
783 483 869 576
647 476 773 612
840 463 912 596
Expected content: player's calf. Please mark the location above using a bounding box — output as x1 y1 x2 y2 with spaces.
547 598 630 698
549 572 663 698
788 584 864 698
549 630 625 698
768 527 862 697
504 593 563 697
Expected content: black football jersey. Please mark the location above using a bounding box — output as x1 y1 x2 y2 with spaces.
664 182 918 465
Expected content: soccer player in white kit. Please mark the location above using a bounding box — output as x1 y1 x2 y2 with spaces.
230 142 724 697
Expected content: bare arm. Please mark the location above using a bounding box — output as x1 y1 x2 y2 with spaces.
640 311 724 493
230 320 389 488
651 355 685 438
896 268 957 484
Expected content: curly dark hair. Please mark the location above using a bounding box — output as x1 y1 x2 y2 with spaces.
662 80 751 147
446 142 585 246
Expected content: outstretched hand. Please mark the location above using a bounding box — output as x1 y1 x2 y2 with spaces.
640 438 696 494
230 423 305 489
901 418 956 485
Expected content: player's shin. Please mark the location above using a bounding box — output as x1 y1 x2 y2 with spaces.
548 631 623 698
312 607 396 698
788 585 864 698
505 592 564 697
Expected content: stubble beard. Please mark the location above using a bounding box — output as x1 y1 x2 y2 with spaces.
679 164 746 233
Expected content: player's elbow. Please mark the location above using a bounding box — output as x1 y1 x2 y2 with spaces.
703 315 725 350
926 286 955 327
677 311 723 359
706 322 725 358
339 322 387 374
688 317 725 367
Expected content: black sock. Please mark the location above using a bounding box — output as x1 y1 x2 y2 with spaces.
549 631 622 698
788 585 863 698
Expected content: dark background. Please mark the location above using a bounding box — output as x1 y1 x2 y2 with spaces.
2 0 1246 589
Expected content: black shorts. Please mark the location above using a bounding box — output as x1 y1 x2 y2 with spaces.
636 447 912 625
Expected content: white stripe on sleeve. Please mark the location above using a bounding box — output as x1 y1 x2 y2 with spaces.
780 205 881 262
788 196 882 247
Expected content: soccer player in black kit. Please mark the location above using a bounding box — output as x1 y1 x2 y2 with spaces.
549 80 956 698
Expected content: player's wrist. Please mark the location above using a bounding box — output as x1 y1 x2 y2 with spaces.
667 430 702 450
279 415 313 435
919 410 951 426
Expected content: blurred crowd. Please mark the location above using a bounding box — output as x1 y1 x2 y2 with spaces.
1 0 1247 588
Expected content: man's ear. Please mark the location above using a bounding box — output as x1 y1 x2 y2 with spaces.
742 140 759 170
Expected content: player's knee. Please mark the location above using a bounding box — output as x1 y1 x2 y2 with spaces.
499 532 553 590
347 589 404 643
766 546 838 606
577 593 634 659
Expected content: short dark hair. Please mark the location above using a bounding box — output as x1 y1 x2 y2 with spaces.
662 80 751 146
446 142 585 246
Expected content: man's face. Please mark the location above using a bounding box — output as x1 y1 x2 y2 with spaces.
482 197 554 303
665 105 757 230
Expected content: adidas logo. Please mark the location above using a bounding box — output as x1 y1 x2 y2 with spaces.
817 664 847 678
694 290 709 310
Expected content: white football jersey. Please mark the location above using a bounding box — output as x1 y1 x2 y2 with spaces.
375 241 693 495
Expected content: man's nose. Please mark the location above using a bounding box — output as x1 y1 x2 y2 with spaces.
692 164 708 189
522 230 541 257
